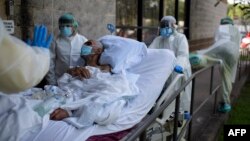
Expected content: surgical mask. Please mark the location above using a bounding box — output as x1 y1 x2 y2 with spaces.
81 45 93 56
60 27 72 37
160 27 173 38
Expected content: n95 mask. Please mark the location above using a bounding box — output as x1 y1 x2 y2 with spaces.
160 27 173 38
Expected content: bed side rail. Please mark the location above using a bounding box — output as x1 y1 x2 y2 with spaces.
154 73 185 111
121 62 221 141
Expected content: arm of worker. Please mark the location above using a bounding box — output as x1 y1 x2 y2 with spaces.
175 34 190 69
0 22 53 94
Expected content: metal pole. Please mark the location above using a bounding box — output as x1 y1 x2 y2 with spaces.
245 49 247 72
238 54 241 80
213 91 218 114
209 66 214 95
159 0 163 21
137 0 143 41
188 77 196 141
175 0 179 22
173 95 181 141
20 0 31 41
184 0 191 39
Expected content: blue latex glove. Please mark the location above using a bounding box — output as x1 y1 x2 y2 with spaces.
174 65 183 73
189 53 201 66
29 25 53 49
107 23 116 34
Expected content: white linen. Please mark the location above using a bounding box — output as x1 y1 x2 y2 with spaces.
98 35 147 73
0 65 141 141
57 66 139 128
0 94 46 141
0 48 175 141
18 49 175 141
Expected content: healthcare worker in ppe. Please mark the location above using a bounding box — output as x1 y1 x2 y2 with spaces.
46 13 88 85
196 17 241 113
149 16 192 113
0 18 53 94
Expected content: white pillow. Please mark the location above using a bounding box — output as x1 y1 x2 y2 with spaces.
98 35 147 73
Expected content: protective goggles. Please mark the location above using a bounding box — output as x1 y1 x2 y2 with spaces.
160 20 171 28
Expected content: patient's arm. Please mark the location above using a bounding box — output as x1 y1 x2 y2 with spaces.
50 108 69 121
67 67 91 79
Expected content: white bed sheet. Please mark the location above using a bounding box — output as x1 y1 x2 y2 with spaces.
21 49 176 141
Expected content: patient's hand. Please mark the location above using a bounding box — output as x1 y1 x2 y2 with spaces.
50 108 69 120
67 67 91 79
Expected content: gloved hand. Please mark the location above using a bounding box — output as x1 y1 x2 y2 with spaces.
189 54 201 66
28 25 53 49
107 23 115 34
174 65 183 73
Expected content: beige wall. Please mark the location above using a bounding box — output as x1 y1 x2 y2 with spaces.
1 0 116 40
189 0 227 40
48 0 116 40
1 0 228 51
188 0 228 50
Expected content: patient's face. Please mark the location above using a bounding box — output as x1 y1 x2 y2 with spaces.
81 40 103 60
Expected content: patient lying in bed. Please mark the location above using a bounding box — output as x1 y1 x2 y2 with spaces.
1 36 177 141
48 39 145 128
50 40 112 121
67 40 111 79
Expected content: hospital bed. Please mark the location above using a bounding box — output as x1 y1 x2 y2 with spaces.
17 48 180 141
85 72 186 141
0 43 187 141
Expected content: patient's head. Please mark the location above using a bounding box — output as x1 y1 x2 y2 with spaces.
81 40 104 65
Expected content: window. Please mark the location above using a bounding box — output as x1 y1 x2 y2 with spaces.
142 0 160 45
177 0 186 33
163 0 175 16
116 0 190 44
116 0 138 39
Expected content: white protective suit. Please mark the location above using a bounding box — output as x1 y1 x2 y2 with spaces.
0 19 50 94
46 34 88 85
197 24 241 104
149 30 192 112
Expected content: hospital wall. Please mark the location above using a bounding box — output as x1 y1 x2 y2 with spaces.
0 0 228 52
0 0 116 40
0 1 7 19
189 0 227 51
